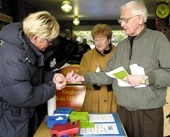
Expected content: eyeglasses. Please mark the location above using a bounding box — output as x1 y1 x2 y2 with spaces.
117 15 139 24
45 39 53 46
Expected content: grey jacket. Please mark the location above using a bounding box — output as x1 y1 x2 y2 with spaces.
84 27 170 110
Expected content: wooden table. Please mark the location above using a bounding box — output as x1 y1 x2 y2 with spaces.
33 118 81 137
34 86 170 137
33 118 51 137
33 114 128 137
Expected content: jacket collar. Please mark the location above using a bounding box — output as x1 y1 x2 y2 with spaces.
134 26 147 40
96 44 112 56
21 33 44 67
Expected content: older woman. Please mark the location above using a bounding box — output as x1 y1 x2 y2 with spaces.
78 24 117 113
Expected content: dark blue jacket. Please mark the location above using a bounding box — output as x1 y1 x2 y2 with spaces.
0 23 56 137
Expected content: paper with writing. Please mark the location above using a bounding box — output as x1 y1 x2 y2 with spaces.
106 64 146 87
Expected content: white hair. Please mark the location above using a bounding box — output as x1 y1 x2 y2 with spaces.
120 1 148 22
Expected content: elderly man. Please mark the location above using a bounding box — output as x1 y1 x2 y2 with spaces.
66 1 170 137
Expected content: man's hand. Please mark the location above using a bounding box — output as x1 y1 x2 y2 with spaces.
66 71 85 83
124 75 145 86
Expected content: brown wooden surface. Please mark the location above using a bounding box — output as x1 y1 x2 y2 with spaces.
33 118 51 137
33 116 128 137
34 86 170 137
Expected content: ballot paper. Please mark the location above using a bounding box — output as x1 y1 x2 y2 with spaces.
79 114 126 137
106 64 146 87
129 64 146 88
106 67 131 87
105 67 129 80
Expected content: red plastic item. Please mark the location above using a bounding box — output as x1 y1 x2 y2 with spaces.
51 120 80 137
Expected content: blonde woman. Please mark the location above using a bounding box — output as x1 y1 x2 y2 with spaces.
0 11 66 137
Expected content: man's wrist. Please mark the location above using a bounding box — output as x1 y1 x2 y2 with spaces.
140 76 149 85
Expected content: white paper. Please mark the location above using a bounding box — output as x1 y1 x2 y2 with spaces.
105 66 129 80
129 64 146 88
117 79 132 87
52 62 70 72
106 64 147 87
80 123 119 135
47 95 56 116
55 116 64 120
89 114 115 122
106 66 131 87
96 66 100 72
129 64 145 75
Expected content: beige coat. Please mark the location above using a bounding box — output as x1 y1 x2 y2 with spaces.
78 46 117 113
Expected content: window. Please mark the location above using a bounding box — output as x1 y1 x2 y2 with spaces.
73 30 127 49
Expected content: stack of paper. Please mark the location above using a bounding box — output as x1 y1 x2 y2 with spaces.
69 111 89 122
106 67 129 80
79 113 126 137
106 64 146 88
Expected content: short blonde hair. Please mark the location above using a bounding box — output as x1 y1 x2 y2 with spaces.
23 11 60 41
91 24 112 39
120 1 148 22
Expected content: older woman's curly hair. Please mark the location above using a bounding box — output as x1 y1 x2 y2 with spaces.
91 24 112 40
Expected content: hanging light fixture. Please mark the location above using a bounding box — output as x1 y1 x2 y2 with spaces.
61 0 72 13
73 16 80 25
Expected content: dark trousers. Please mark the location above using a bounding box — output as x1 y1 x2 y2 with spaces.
118 106 163 137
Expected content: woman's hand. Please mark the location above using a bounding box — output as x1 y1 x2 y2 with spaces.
53 73 66 90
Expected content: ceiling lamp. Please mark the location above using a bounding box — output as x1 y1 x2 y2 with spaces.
73 16 80 25
61 0 72 13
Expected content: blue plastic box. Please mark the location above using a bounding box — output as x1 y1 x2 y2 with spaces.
46 115 68 129
54 107 73 116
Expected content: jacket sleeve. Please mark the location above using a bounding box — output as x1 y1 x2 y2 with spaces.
148 32 170 88
78 54 95 89
1 56 56 107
